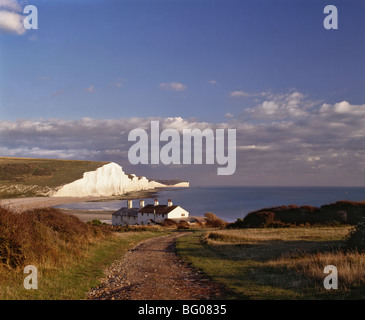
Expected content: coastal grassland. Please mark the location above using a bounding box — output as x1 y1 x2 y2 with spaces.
0 206 168 299
176 226 365 299
0 157 109 198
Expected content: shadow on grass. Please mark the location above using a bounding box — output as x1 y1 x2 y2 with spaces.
176 229 361 300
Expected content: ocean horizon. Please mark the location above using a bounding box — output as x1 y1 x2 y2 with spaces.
55 186 365 223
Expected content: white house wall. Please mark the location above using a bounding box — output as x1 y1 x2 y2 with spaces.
138 212 165 225
137 206 189 224
166 207 189 219
112 215 138 226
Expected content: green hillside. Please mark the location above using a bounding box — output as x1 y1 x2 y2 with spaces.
0 157 109 199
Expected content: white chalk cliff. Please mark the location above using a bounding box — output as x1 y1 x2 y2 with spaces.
51 162 186 197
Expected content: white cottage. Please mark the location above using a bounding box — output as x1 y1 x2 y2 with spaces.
112 199 189 226
112 199 139 226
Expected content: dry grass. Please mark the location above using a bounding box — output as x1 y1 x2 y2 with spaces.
205 227 350 244
205 228 365 291
0 206 109 271
177 226 365 299
0 206 170 299
266 249 365 291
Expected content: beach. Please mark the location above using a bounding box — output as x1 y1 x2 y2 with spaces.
0 189 160 223
2 186 365 224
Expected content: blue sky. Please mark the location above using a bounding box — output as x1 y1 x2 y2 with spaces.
1 0 365 186
1 0 364 121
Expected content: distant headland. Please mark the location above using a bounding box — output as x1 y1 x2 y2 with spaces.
0 157 189 199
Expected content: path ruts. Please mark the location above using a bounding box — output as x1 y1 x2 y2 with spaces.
87 232 223 300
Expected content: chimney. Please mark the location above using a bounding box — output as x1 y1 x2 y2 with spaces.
154 199 159 206
167 199 173 207
139 199 145 208
127 200 133 209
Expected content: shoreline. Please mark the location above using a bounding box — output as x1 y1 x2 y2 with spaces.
58 208 115 224
0 189 160 213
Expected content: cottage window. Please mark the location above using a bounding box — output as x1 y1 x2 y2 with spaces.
181 213 185 216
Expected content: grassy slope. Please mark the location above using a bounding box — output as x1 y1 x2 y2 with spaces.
0 206 169 300
1 231 168 300
0 157 109 198
0 231 169 300
176 227 365 300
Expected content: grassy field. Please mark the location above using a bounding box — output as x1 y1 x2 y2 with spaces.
176 226 365 300
0 157 109 198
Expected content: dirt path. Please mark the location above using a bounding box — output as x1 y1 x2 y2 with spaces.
87 232 224 300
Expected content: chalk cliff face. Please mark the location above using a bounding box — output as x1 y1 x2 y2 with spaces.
51 162 168 197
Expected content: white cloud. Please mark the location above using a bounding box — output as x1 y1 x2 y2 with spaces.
1 97 365 185
237 145 271 151
0 0 25 35
0 10 25 35
110 81 123 88
159 82 187 92
243 91 313 120
51 90 62 97
83 85 95 93
109 79 124 87
208 80 218 85
229 90 271 98
0 0 21 11
229 90 250 97
320 101 365 116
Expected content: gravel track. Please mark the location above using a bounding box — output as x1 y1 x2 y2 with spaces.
87 232 223 300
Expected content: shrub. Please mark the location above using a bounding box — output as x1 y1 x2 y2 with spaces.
204 212 227 228
177 220 190 230
0 206 109 270
160 219 178 227
88 219 104 226
346 222 365 250
236 201 365 228
242 211 277 228
226 218 245 229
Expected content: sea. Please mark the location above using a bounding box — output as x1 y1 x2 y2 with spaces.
55 186 365 223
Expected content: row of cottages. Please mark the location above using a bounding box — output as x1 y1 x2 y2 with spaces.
112 199 189 226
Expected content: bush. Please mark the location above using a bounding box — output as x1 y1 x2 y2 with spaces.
160 219 178 228
177 220 190 230
204 212 227 228
346 222 365 250
242 211 277 228
88 219 104 226
227 218 245 229
235 201 365 228
0 206 109 270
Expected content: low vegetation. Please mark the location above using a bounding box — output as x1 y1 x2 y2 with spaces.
228 201 365 228
1 196 364 300
346 222 365 250
0 206 168 299
175 204 365 299
176 226 365 299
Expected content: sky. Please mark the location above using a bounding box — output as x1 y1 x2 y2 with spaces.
1 0 365 186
